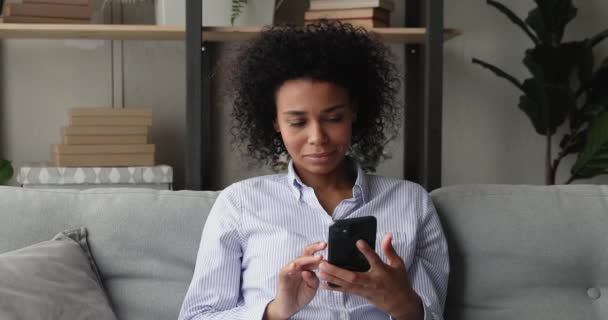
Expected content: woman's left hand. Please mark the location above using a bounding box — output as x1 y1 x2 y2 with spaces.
317 233 424 320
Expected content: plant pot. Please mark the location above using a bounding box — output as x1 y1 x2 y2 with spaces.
155 0 276 27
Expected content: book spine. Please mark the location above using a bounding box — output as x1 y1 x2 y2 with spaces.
69 107 153 117
7 3 91 19
305 18 388 29
304 8 390 22
53 144 155 154
70 117 152 127
309 0 394 11
63 135 147 145
2 13 89 24
23 0 90 6
62 126 149 136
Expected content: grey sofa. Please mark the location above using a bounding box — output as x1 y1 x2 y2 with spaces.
0 184 606 319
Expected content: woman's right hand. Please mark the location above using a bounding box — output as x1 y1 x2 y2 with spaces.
264 242 327 320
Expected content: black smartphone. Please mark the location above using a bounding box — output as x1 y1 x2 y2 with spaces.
328 216 377 277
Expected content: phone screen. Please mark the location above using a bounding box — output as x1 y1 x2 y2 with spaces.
328 216 377 274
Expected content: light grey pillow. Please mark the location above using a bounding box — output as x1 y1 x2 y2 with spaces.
0 227 117 320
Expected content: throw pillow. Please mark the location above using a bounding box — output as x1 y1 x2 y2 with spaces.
0 227 117 320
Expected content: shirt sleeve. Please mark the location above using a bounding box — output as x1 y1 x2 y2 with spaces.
407 188 450 320
178 185 272 320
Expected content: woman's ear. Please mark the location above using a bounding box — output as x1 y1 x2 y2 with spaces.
273 119 280 132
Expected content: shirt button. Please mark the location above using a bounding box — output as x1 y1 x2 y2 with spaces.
587 287 601 300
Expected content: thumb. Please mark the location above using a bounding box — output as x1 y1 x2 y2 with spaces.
381 233 403 267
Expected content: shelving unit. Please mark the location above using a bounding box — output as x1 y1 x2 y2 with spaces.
0 23 460 43
0 0 458 191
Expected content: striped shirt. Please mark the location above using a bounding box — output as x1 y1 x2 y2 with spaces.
178 160 449 320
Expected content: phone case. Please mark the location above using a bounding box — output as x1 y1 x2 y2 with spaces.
328 216 377 273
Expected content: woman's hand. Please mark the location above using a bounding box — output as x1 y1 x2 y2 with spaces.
317 233 424 320
264 242 327 320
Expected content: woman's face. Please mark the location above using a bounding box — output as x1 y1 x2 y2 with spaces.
274 79 355 177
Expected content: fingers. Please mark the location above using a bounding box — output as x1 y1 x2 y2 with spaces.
301 270 319 289
380 233 404 268
318 261 365 286
302 241 327 256
355 239 384 268
281 255 323 278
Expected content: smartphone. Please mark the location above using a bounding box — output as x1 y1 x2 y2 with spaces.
328 216 377 276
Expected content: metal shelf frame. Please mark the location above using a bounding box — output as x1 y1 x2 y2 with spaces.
185 0 444 191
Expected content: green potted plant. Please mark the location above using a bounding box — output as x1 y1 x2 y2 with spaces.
0 159 13 185
473 0 608 184
230 0 286 25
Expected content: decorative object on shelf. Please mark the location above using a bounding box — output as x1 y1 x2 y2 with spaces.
2 0 93 24
16 164 173 190
0 159 13 185
305 0 394 29
153 0 280 27
53 107 155 167
230 0 285 26
473 0 608 184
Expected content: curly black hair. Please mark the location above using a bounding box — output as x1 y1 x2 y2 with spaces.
229 20 401 170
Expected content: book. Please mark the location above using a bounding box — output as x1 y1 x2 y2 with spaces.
5 3 91 19
52 144 154 154
305 18 388 29
309 0 394 11
53 153 155 167
23 0 89 6
1 13 88 24
62 126 148 136
305 8 390 22
62 135 147 145
69 107 153 118
70 116 152 127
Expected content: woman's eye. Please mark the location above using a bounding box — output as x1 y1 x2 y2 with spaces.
326 116 343 122
288 121 305 127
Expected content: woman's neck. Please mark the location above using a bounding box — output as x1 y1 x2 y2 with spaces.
294 160 355 192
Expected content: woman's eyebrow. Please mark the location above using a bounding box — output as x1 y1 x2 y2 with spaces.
282 104 347 115
321 105 347 113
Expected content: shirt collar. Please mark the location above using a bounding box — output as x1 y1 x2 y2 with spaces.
286 157 369 203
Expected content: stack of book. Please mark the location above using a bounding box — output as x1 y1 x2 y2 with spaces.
2 0 91 24
53 107 155 167
305 0 395 29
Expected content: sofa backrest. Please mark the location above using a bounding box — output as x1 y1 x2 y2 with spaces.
3 185 607 320
430 184 608 320
0 186 220 320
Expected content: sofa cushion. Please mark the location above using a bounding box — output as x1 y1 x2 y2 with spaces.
0 228 117 320
430 184 608 320
0 186 220 320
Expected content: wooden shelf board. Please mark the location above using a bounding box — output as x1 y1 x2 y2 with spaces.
0 23 462 43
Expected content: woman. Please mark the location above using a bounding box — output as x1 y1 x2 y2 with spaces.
179 21 449 320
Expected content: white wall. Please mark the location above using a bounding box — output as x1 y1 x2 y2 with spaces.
1 0 606 189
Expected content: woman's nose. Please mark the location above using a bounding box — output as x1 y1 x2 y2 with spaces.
308 122 328 145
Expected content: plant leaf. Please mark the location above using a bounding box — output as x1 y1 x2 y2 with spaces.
570 112 608 180
519 80 574 135
230 0 247 26
0 159 13 185
486 0 539 44
589 28 608 48
526 0 577 45
472 58 524 92
524 42 583 85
